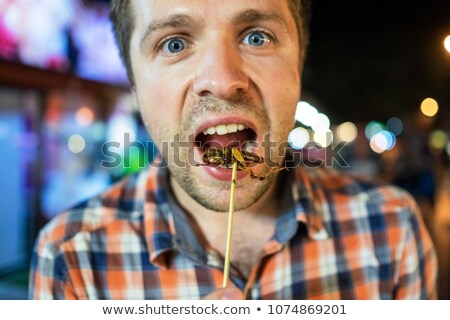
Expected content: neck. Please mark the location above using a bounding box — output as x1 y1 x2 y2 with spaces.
169 174 283 278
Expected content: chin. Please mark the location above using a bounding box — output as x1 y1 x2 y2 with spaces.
187 174 273 213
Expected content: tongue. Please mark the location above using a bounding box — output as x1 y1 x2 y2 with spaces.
197 129 254 149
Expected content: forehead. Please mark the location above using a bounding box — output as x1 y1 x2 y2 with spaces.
130 0 296 30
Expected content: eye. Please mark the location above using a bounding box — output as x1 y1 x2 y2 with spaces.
161 38 186 54
242 31 271 47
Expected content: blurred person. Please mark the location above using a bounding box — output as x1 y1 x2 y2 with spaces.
392 134 437 232
29 0 437 300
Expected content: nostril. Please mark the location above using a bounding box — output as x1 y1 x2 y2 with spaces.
235 88 245 95
198 90 214 97
199 85 245 98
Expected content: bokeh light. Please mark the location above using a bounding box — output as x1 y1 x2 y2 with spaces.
445 35 450 53
311 113 331 132
370 137 385 153
365 121 384 140
313 129 333 148
107 114 137 147
369 130 396 153
381 130 396 150
68 134 86 154
288 127 310 150
75 106 95 126
420 98 439 117
429 130 448 150
336 122 358 143
386 117 404 136
295 101 319 127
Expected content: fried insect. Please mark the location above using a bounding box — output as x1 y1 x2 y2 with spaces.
196 147 286 181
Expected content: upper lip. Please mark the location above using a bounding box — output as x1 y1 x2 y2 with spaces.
194 116 259 140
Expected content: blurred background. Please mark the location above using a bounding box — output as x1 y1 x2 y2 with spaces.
0 0 449 299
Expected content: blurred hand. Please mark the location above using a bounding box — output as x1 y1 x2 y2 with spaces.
201 287 243 300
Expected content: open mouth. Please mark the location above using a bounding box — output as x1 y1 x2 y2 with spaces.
193 120 259 181
195 122 258 151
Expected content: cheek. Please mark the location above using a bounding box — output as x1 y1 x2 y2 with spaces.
259 64 300 126
134 68 185 138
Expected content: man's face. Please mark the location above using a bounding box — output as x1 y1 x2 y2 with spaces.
130 0 301 211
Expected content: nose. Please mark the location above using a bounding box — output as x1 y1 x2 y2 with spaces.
192 40 249 99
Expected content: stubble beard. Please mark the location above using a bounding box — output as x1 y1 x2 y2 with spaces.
153 94 288 212
170 159 275 212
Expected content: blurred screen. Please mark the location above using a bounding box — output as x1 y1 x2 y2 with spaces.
0 0 128 85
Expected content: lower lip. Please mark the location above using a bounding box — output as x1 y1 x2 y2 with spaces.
202 165 248 182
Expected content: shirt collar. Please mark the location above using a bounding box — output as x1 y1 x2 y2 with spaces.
293 165 330 241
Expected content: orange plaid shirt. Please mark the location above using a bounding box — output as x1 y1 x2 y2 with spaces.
29 162 437 299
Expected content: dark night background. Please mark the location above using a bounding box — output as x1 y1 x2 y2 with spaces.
303 0 450 123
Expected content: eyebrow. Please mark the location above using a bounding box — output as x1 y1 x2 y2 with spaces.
139 9 287 49
231 9 286 28
139 14 202 49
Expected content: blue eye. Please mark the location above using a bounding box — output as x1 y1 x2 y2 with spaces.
243 31 270 46
163 38 186 53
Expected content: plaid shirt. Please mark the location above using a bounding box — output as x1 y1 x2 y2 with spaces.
29 162 437 299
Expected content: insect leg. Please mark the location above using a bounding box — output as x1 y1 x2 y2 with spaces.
255 166 288 181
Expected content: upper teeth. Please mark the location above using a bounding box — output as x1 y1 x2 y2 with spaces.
203 123 247 136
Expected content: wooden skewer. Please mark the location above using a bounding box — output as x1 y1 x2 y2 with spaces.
222 160 238 288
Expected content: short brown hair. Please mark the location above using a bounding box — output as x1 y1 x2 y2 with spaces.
110 0 311 84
